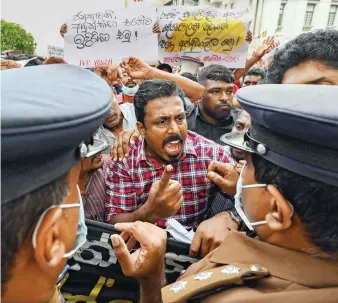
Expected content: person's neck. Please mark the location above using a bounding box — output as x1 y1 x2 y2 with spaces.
265 218 321 256
78 172 89 195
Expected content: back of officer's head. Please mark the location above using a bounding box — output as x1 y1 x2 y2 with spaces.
251 154 338 255
1 64 111 301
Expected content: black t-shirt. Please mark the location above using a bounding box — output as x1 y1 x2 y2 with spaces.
186 104 240 145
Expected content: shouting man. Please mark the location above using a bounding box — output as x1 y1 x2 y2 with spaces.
105 80 240 258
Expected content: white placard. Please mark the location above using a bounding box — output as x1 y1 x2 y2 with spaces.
157 7 252 68
64 7 158 67
47 45 64 58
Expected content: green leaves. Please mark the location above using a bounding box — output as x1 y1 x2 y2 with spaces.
1 19 37 55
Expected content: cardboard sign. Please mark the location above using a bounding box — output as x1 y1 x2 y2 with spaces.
157 7 252 68
64 7 158 67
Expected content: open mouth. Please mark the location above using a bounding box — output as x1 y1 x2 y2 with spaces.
164 140 182 155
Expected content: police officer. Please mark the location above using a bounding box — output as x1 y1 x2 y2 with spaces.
110 84 338 303
1 64 113 303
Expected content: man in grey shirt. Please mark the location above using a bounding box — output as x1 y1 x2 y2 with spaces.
95 100 137 155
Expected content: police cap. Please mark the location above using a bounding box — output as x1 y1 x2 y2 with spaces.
221 84 338 186
2 64 112 204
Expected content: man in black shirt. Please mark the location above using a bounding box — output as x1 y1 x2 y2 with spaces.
186 64 240 144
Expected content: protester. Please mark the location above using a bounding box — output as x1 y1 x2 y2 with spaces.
0 59 21 70
78 138 111 222
157 63 173 74
233 36 276 82
242 67 266 87
43 57 67 65
222 110 251 173
111 84 338 303
121 57 205 102
95 96 137 154
185 64 239 144
3 55 45 66
88 63 136 153
1 64 112 303
106 80 240 258
110 63 239 159
118 76 141 104
265 29 338 85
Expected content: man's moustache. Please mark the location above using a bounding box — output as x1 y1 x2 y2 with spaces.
162 135 184 148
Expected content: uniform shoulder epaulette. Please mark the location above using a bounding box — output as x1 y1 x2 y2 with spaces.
162 263 268 303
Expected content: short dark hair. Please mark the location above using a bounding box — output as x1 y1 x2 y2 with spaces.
252 154 338 255
198 64 234 84
181 72 197 82
157 63 173 73
244 67 266 81
1 174 68 294
265 29 338 84
134 80 181 124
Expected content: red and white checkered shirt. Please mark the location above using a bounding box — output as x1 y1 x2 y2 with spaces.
105 131 235 229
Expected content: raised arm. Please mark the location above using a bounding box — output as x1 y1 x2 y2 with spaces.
234 36 276 82
121 57 205 101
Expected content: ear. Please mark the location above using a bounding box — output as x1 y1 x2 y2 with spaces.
265 184 293 231
137 121 146 138
34 207 66 272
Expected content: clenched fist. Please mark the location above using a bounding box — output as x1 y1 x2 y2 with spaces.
143 165 183 223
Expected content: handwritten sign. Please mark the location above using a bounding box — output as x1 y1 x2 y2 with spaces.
157 7 252 68
64 7 158 67
47 45 64 58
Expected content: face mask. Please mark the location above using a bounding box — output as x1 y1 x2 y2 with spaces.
32 186 87 258
121 84 139 96
234 164 294 231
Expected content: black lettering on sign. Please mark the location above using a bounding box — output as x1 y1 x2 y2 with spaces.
124 15 152 27
202 22 228 36
160 9 180 20
117 30 132 43
74 31 110 49
158 39 175 52
178 37 219 52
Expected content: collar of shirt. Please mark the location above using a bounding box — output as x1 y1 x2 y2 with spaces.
209 230 338 288
136 135 198 168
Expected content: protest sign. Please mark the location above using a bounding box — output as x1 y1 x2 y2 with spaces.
157 7 252 68
64 7 158 67
47 45 64 58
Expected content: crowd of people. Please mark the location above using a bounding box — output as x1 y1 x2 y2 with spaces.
1 24 338 303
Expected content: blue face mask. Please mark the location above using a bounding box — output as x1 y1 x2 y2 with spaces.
121 84 139 96
32 186 87 258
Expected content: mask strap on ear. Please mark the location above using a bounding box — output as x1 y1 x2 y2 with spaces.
32 203 80 249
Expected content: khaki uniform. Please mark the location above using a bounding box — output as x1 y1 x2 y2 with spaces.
162 230 338 303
